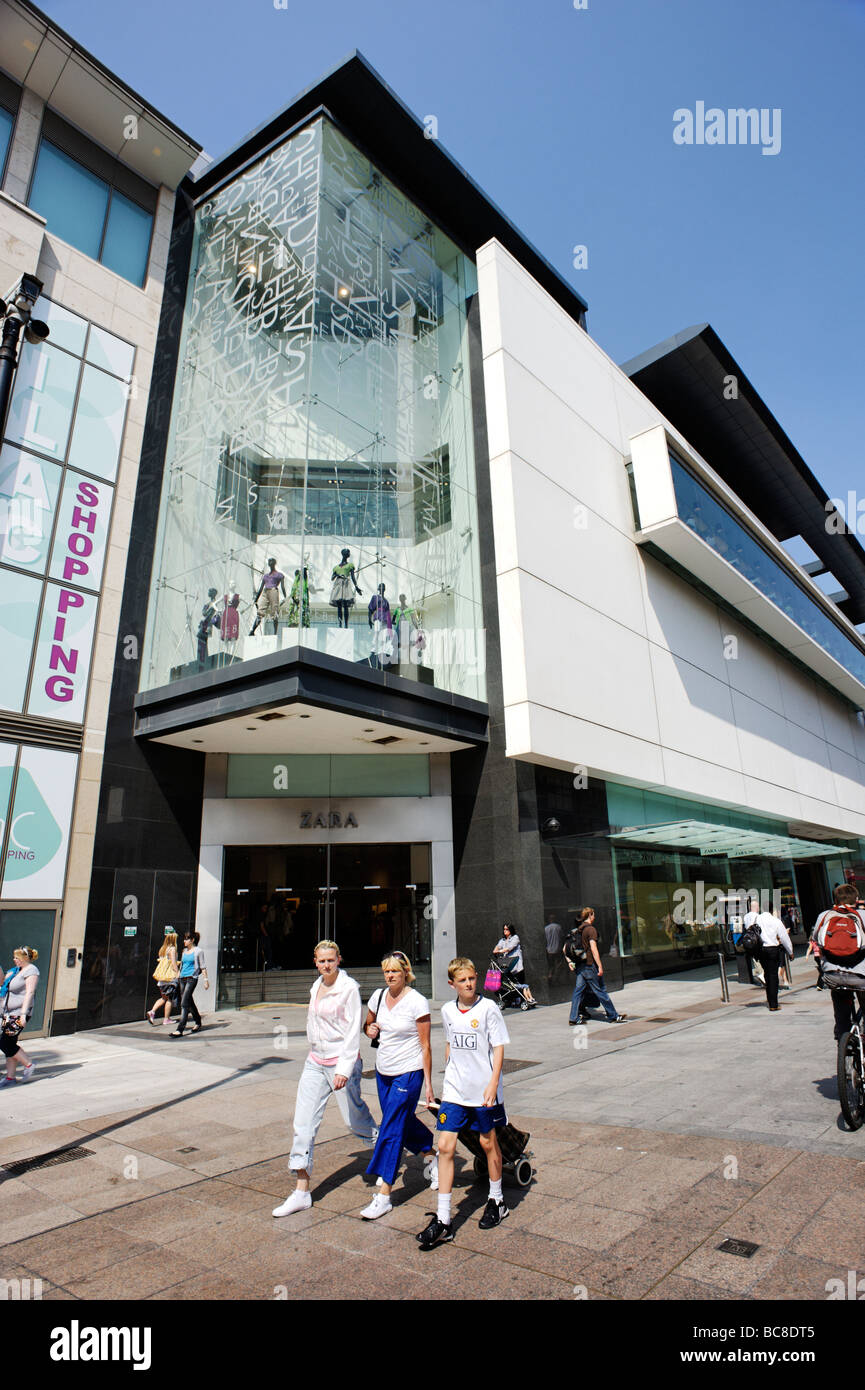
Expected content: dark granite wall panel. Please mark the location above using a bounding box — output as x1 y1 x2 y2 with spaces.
75 185 204 1031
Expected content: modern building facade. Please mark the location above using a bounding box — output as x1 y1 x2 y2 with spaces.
0 0 201 1034
3 15 864 1033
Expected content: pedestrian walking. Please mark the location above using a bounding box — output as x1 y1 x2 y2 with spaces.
566 908 627 1026
272 940 377 1216
748 899 793 1011
0 947 40 1087
147 929 179 1026
544 912 565 984
416 956 510 1250
360 951 436 1220
810 883 865 1038
492 923 536 1003
743 902 767 985
169 932 208 1037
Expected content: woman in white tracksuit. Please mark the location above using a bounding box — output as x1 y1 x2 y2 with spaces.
272 939 376 1216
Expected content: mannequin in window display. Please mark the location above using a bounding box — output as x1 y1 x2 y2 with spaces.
329 547 362 628
287 567 310 628
220 586 241 642
250 557 286 636
197 588 219 665
393 592 424 664
368 583 393 668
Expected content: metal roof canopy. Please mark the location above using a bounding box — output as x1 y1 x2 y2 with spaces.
191 51 588 330
622 325 865 627
609 818 852 862
0 0 202 188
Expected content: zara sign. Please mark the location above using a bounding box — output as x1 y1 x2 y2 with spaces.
299 810 359 828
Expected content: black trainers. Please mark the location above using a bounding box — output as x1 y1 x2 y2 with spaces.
608 1015 629 1024
417 1213 454 1250
478 1198 509 1230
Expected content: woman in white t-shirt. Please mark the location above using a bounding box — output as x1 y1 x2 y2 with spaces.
360 951 435 1220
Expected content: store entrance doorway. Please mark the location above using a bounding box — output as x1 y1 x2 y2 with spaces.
219 841 432 1005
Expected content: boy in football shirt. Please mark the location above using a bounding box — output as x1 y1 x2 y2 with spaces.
417 956 510 1251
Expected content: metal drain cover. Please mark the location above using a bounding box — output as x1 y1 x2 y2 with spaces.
717 1237 760 1258
2 1145 93 1177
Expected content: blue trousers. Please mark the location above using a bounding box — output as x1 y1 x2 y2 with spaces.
365 1069 432 1185
569 962 618 1023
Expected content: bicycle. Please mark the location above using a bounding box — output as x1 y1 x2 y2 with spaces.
836 989 865 1130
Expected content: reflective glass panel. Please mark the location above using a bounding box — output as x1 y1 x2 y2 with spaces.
0 567 42 711
0 446 62 574
2 745 78 900
0 909 56 1030
101 190 152 287
671 456 865 686
0 107 13 174
38 298 88 357
85 325 135 380
48 471 113 591
27 582 99 722
141 117 484 702
29 140 109 260
5 341 80 460
67 364 127 482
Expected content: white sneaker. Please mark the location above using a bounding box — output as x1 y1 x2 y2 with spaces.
272 1190 312 1217
360 1193 392 1220
20 1062 35 1082
428 1154 439 1191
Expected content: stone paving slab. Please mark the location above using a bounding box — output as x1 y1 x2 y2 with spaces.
3 1079 865 1301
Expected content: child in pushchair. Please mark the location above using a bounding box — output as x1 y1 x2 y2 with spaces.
485 959 537 1012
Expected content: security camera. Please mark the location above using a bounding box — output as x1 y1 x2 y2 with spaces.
24 320 49 345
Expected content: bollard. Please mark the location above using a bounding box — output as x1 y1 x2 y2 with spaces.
717 951 730 1003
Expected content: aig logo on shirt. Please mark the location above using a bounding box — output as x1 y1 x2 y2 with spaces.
451 1033 478 1050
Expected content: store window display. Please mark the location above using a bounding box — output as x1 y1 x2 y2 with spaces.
140 118 485 701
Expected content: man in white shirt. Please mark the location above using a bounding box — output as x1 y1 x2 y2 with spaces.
746 899 792 1011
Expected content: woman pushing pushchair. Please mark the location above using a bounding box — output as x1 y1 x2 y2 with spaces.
491 923 537 1007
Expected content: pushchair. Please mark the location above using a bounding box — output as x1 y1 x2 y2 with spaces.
429 1104 534 1188
484 958 537 1011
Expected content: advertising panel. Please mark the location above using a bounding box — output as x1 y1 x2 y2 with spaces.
0 745 78 899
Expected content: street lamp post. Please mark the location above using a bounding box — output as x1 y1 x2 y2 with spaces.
0 273 50 439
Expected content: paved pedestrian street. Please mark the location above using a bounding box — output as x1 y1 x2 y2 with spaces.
2 968 865 1304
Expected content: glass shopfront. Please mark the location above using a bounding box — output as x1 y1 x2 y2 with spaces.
141 117 484 702
534 766 865 986
219 841 432 1003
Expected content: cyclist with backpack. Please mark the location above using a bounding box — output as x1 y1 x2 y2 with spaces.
565 907 627 1026
810 884 865 1039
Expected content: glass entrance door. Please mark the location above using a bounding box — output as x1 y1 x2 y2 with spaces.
220 841 431 1001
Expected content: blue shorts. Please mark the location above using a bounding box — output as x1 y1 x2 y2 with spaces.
436 1102 507 1134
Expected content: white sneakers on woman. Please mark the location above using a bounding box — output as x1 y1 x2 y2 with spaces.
272 1190 312 1217
360 1193 393 1220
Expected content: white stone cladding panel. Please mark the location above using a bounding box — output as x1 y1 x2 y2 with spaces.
477 237 865 840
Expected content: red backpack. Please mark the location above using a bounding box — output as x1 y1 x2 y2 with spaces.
817 908 865 965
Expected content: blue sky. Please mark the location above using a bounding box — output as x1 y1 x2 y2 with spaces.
40 0 864 506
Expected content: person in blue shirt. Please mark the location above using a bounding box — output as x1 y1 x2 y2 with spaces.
170 932 209 1038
